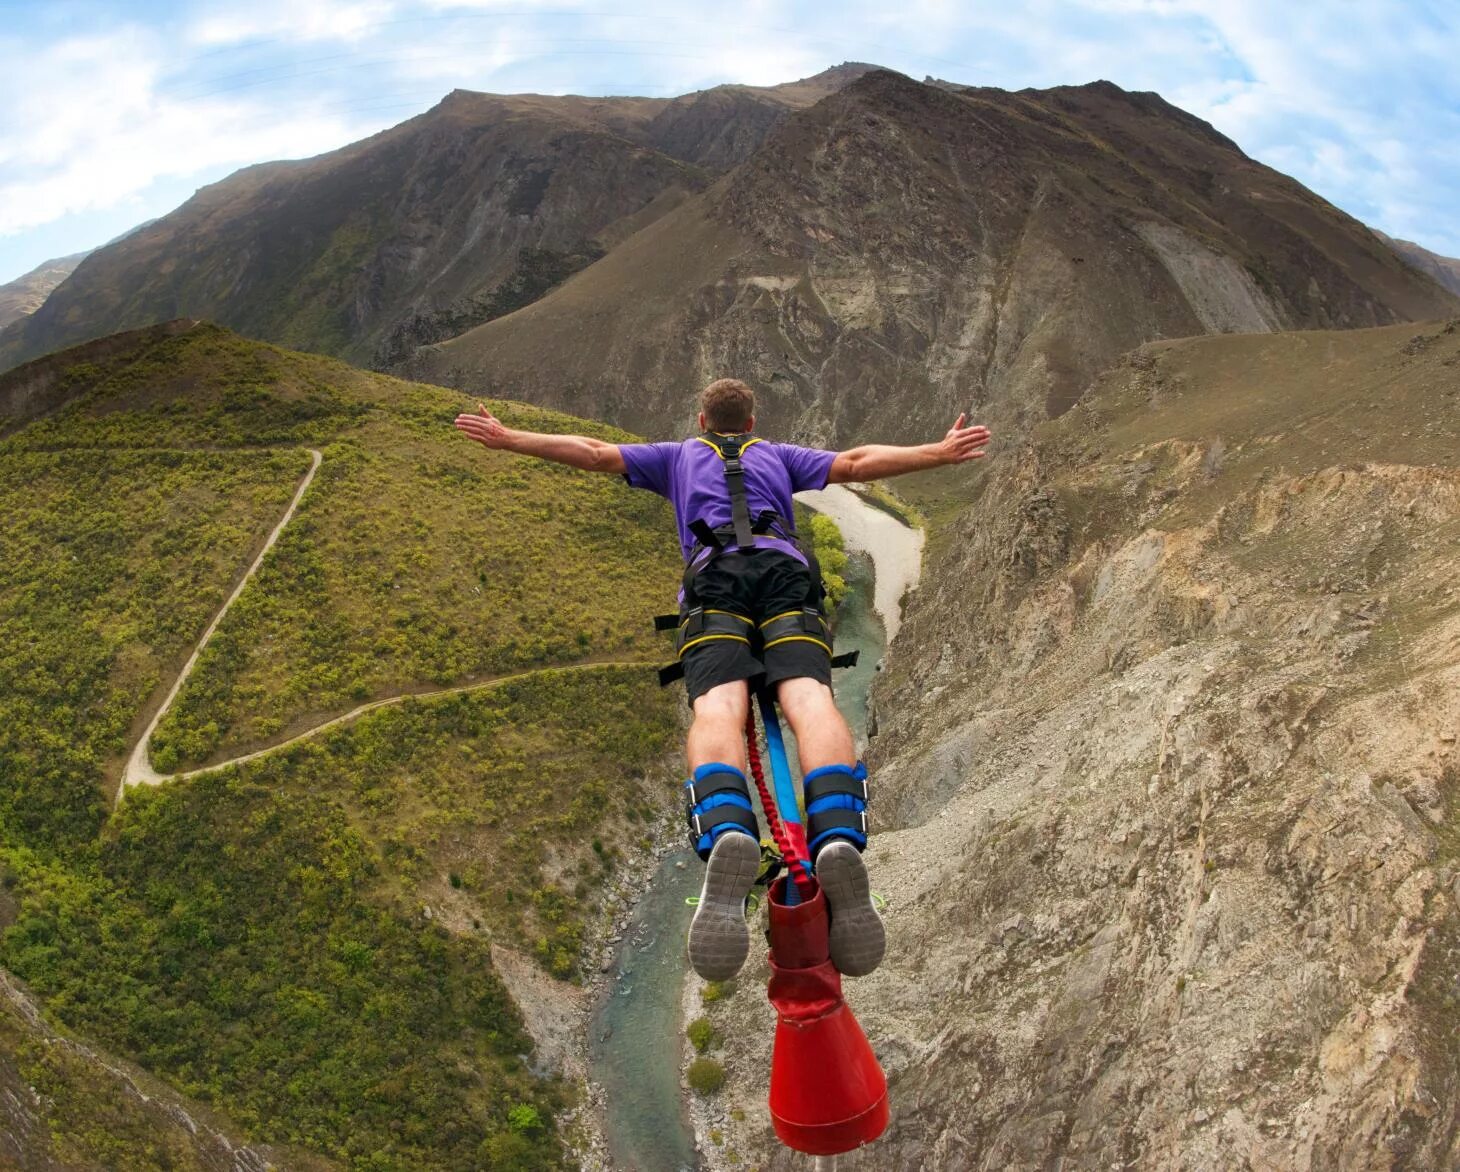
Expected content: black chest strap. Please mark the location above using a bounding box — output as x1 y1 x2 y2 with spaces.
695 432 763 552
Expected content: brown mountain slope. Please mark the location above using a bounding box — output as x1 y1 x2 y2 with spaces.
702 318 1460 1169
410 70 1456 447
559 61 877 169
0 66 871 375
0 251 89 331
0 98 703 372
1378 231 1460 297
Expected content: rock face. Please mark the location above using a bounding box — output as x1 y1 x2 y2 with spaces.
0 252 90 331
702 320 1460 1169
411 70 1456 447
0 67 870 373
1377 231 1460 297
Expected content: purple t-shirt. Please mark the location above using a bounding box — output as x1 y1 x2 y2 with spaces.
619 436 837 567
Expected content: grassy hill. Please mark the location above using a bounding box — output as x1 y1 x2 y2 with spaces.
0 324 686 1168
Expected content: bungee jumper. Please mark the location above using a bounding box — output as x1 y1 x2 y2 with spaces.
454 379 990 1155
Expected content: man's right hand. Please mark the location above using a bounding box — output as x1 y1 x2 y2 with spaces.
937 413 991 464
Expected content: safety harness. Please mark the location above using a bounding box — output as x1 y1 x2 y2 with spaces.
655 431 859 687
654 431 874 863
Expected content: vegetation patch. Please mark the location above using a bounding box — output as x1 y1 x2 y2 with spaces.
0 324 687 1168
0 446 305 850
686 1057 726 1096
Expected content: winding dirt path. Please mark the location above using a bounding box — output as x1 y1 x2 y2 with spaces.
116 447 654 805
119 448 322 800
156 659 652 787
116 457 922 812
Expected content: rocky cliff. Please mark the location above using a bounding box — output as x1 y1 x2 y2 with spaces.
410 70 1456 448
699 318 1460 1169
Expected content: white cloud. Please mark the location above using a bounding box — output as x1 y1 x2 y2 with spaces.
0 25 375 237
2 0 1456 261
187 0 400 47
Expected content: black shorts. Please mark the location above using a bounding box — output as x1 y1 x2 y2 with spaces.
679 550 833 706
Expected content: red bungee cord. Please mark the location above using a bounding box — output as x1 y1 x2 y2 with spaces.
744 708 814 898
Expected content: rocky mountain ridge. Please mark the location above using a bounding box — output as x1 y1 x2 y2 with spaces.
0 251 90 331
1378 231 1460 297
0 66 872 374
411 69 1456 447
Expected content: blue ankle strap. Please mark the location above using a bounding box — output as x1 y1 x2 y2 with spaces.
685 762 758 859
802 761 868 854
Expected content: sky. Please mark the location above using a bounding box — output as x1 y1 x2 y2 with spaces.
1 0 1457 285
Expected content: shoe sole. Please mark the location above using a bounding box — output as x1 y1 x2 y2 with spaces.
687 832 760 981
816 841 885 977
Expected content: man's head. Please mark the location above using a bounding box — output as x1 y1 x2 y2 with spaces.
698 377 755 434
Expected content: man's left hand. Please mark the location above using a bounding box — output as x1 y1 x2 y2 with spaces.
454 403 511 449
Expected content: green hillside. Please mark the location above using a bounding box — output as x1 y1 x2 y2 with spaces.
0 324 685 1169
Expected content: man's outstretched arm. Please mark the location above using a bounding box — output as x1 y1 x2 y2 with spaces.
454 403 627 474
828 413 991 483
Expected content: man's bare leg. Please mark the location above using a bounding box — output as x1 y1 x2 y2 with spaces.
684 679 760 981
687 680 751 772
774 674 884 977
774 676 855 773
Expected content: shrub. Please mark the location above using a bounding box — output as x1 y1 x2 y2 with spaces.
700 978 736 1004
507 1104 544 1134
686 1016 716 1053
686 1058 726 1096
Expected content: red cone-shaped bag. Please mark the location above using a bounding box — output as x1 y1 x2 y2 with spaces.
765 876 888 1156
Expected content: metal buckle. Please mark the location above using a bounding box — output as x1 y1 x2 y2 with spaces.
691 811 704 837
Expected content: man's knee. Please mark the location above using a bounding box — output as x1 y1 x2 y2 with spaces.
692 680 749 729
775 675 836 718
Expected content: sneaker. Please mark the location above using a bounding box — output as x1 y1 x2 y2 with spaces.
687 832 761 981
816 840 885 977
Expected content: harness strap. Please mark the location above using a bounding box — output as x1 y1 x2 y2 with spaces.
674 607 753 659
725 456 755 551
759 607 832 655
657 649 859 687
688 518 722 552
694 433 764 554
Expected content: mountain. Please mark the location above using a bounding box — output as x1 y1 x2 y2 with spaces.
0 324 687 1168
409 70 1457 448
700 317 1460 1168
0 66 872 374
1378 230 1460 296
0 250 90 330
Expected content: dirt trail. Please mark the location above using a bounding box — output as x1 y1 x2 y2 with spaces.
120 449 322 799
161 660 653 785
117 446 654 803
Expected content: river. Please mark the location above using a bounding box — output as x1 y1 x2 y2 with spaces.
588 486 921 1170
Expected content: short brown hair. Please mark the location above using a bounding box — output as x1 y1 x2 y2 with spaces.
700 378 755 432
